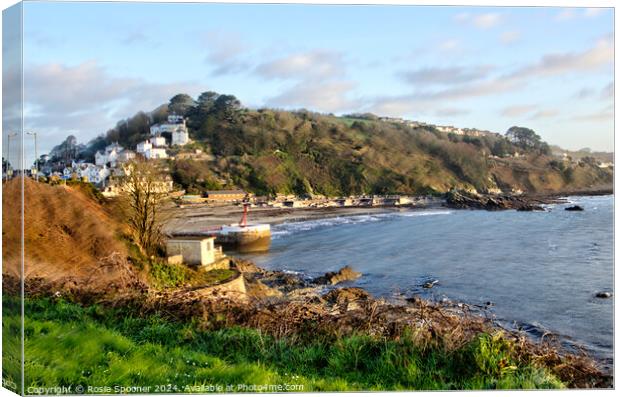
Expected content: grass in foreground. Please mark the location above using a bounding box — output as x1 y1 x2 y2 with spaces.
5 297 566 392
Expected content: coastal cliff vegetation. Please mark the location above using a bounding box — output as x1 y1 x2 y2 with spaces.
2 179 610 391
75 92 613 196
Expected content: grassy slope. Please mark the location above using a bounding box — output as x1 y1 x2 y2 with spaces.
10 297 564 392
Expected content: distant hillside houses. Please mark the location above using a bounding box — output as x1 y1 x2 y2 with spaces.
95 142 136 167
75 162 111 185
150 114 190 146
377 116 431 128
376 116 498 137
435 125 499 137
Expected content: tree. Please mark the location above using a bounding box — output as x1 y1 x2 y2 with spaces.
213 94 242 122
491 138 513 157
506 126 540 148
168 93 195 116
187 91 220 129
119 160 169 256
49 135 79 164
505 126 549 154
580 156 599 167
197 91 219 110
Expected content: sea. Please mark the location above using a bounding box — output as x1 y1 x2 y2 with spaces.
238 196 614 368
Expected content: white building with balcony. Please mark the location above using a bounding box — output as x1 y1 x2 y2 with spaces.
150 115 190 147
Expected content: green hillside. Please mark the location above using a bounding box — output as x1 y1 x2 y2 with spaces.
86 92 613 196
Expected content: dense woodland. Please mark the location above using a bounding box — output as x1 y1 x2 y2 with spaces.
59 92 611 196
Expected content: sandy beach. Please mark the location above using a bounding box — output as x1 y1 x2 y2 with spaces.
163 202 444 234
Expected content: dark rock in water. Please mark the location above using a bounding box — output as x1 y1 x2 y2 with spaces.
595 291 612 298
422 279 439 289
324 287 371 304
517 204 545 212
262 271 308 292
446 189 545 211
313 265 361 285
565 205 584 211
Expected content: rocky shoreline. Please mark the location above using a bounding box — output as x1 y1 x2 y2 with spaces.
445 188 613 211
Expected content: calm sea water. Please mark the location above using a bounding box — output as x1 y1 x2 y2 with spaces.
239 196 614 366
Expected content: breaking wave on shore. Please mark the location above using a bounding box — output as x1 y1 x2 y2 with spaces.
271 210 453 239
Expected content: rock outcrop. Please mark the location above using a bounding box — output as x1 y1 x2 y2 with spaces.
445 190 546 211
313 266 362 285
324 287 371 304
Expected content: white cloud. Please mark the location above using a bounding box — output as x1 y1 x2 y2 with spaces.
555 9 576 21
500 31 520 45
584 8 604 18
121 31 148 46
439 39 461 52
572 109 613 122
575 87 595 99
530 109 559 120
473 13 502 29
509 37 613 79
600 82 613 99
401 65 492 86
435 108 470 117
371 37 612 121
367 77 519 118
255 50 345 81
453 12 470 22
257 49 355 113
203 30 250 76
500 105 537 117
556 8 608 21
266 80 358 113
455 12 502 29
23 61 199 151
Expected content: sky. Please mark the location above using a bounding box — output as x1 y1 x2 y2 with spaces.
5 1 616 166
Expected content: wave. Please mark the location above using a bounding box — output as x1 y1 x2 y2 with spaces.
271 210 452 239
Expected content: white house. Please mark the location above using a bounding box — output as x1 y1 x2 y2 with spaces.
172 128 189 146
117 150 136 163
151 136 167 147
95 151 107 166
145 147 168 160
136 140 152 154
95 142 130 167
78 164 110 185
165 236 217 267
137 137 168 159
150 115 190 147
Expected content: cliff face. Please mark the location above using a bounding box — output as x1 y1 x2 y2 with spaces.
489 156 613 194
2 178 129 283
